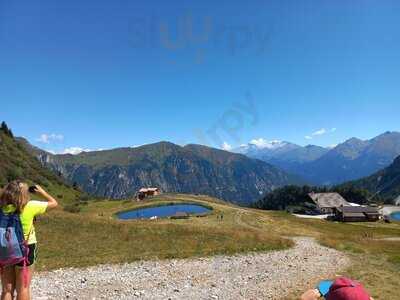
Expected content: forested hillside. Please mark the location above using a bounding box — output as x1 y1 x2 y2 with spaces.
343 155 400 203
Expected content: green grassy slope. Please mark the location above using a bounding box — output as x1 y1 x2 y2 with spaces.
35 193 399 299
0 128 80 205
36 194 293 270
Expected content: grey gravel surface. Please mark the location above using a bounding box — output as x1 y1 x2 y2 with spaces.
31 237 349 300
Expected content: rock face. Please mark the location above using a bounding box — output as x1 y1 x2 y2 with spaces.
37 142 302 205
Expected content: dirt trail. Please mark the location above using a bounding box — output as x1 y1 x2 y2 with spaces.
32 237 350 300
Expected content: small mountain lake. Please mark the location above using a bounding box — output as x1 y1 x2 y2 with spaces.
390 211 400 221
116 203 212 220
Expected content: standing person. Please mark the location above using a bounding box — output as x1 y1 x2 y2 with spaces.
0 181 58 300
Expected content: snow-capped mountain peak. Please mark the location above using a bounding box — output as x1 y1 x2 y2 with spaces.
233 138 301 159
248 138 287 149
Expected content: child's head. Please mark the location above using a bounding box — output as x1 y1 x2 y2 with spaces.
0 180 30 213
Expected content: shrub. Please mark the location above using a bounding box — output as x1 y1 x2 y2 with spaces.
77 194 90 202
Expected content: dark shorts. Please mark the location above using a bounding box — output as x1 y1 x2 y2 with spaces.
16 244 37 267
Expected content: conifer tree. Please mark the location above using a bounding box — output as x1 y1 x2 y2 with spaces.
0 121 14 138
1 121 8 133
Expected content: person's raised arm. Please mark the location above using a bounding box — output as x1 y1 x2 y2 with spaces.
33 185 58 209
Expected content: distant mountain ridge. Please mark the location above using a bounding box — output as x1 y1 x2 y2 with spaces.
301 131 400 185
234 140 329 164
235 140 304 160
33 142 302 205
234 131 400 185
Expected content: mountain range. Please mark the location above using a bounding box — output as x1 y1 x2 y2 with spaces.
11 123 400 205
30 142 302 205
234 131 400 186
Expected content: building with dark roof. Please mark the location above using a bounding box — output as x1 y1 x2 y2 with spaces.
334 206 380 222
136 187 160 200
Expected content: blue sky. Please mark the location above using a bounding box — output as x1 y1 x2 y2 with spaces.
1 0 400 153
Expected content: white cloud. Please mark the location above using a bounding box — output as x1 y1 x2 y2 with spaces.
36 133 64 144
312 128 327 136
221 142 232 151
36 134 49 143
305 127 337 140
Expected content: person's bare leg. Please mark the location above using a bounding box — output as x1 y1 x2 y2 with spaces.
1 266 16 300
15 266 33 300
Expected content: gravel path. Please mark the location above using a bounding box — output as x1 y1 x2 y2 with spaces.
31 237 350 300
